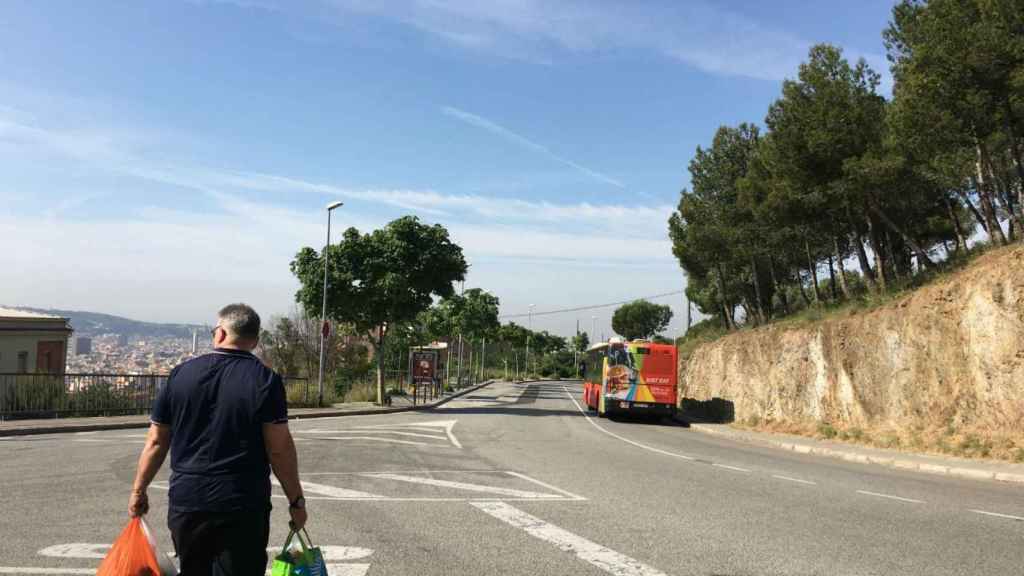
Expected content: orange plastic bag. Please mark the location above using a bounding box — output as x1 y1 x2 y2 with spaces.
96 517 163 576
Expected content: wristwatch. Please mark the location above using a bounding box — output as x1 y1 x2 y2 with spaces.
289 495 306 510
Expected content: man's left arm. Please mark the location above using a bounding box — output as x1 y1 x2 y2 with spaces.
129 423 171 517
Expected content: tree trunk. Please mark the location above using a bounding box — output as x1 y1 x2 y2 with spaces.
988 158 1017 241
715 262 735 330
833 236 852 299
957 187 989 233
804 238 821 305
944 195 968 253
827 254 838 301
376 325 385 406
885 231 902 283
866 215 888 293
750 255 768 323
867 201 935 268
1003 103 1024 237
796 271 812 307
848 209 877 292
975 143 1007 245
740 297 754 327
768 254 790 315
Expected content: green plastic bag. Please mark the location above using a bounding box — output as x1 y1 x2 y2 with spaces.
270 529 327 576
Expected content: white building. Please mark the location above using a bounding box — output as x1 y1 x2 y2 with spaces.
0 308 73 374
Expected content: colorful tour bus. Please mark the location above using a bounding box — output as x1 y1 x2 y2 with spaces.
582 339 678 418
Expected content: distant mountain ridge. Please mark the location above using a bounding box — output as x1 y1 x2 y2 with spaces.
8 307 207 339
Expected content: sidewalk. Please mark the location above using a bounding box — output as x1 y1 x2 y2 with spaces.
0 380 494 437
681 419 1024 485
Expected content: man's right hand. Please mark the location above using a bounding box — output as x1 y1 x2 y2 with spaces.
289 506 307 531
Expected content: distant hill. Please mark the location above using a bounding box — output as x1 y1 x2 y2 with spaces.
8 307 207 339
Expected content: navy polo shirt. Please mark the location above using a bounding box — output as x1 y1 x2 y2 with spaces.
151 348 288 512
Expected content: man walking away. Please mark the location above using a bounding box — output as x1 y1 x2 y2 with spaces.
128 303 308 575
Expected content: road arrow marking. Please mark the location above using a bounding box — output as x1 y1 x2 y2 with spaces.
295 419 462 448
471 501 668 576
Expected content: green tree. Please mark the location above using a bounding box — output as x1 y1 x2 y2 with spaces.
611 300 674 340
290 216 468 405
572 332 590 352
885 0 1024 242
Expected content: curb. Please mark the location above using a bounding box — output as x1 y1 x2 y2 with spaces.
681 419 1024 485
0 380 496 437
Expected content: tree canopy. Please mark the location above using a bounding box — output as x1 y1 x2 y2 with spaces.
670 7 1024 331
290 216 468 403
611 300 674 340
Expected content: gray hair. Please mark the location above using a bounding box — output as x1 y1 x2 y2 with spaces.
217 303 261 341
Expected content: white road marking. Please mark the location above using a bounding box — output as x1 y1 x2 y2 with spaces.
772 475 817 486
325 564 369 576
73 438 145 444
712 463 751 473
471 502 668 576
969 509 1024 521
561 386 695 461
37 543 108 559
348 420 462 449
268 546 374 561
312 436 435 446
504 471 588 501
320 546 374 561
856 490 925 504
360 473 563 499
0 568 94 574
303 469 501 475
275 478 385 500
300 430 447 440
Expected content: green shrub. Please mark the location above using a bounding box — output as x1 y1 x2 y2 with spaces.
817 422 838 439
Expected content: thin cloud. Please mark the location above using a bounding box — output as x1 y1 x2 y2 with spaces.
326 0 838 82
441 106 624 188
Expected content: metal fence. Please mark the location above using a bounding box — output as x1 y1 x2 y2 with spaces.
0 341 576 420
0 373 310 421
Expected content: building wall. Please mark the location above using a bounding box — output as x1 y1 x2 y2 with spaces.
0 332 70 373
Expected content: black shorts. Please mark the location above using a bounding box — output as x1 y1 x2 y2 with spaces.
167 507 271 576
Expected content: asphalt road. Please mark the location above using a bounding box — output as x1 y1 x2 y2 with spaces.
1 380 1022 575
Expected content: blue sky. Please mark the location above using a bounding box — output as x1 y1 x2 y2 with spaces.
0 0 895 337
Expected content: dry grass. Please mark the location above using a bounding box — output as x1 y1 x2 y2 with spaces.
734 418 1024 463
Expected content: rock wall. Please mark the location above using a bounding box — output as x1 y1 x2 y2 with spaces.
680 246 1024 436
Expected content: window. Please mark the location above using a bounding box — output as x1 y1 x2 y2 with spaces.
17 351 28 374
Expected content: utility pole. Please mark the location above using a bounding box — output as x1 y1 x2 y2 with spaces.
591 316 597 345
317 201 343 408
526 304 535 377
574 318 579 379
480 337 486 382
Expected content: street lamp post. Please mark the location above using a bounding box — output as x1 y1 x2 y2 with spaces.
318 201 344 408
526 304 535 377
591 316 597 345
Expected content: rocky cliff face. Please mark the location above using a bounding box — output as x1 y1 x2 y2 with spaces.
680 246 1024 446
